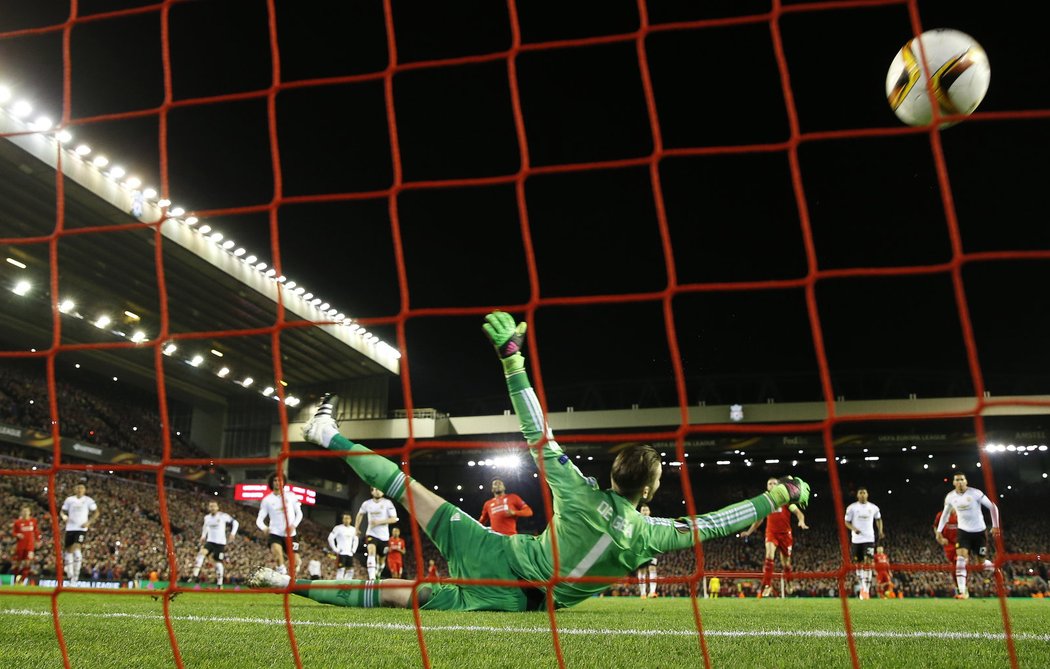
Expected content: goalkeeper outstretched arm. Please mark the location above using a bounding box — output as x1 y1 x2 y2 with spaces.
484 312 593 500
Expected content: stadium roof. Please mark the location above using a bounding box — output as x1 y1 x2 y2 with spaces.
0 117 399 407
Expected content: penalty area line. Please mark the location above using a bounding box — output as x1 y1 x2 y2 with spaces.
0 608 1047 642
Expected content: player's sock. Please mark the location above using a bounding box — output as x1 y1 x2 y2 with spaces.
328 435 412 504
73 552 82 580
347 567 355 580
761 558 775 591
983 559 994 572
955 556 968 594
21 565 31 582
367 566 377 580
861 569 871 594
192 554 204 578
297 579 382 608
215 563 224 587
63 553 73 579
336 568 345 580
784 564 793 581
649 578 657 597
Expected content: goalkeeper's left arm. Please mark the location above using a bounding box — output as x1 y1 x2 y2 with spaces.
483 311 593 498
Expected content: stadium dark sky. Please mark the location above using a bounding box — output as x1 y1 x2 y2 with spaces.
1 1 1048 416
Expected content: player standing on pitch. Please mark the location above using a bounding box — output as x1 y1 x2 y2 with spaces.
741 477 809 598
933 508 960 594
935 472 999 599
60 483 98 582
249 311 810 612
479 477 533 536
327 512 360 580
191 501 238 588
11 506 41 584
636 504 659 598
356 487 398 577
256 473 303 576
385 527 406 579
844 487 883 600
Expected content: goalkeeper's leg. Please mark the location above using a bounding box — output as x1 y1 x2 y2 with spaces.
303 395 444 528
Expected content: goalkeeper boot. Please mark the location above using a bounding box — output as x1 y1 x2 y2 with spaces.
302 394 339 447
249 567 291 589
775 476 811 509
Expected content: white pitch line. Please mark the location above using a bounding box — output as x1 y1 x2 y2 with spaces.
1 608 1047 643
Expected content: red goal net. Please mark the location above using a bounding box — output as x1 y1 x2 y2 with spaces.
1 1 1048 668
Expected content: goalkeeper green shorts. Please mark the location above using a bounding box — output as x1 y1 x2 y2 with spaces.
420 502 533 612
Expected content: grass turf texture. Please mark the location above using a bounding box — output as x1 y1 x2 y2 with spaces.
1 589 1047 668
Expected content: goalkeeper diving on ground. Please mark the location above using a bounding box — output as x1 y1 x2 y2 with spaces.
249 311 810 611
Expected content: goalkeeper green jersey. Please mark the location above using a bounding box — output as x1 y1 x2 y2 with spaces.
503 368 774 609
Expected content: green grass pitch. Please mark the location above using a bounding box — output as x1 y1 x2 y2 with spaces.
1 588 1047 668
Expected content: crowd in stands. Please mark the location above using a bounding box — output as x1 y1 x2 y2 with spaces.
0 363 212 462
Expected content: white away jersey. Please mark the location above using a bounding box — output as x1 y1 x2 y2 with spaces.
61 495 97 531
844 501 881 544
202 512 238 544
938 488 999 533
328 524 360 556
256 491 303 537
358 497 397 541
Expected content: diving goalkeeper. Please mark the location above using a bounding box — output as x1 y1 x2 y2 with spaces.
250 311 810 611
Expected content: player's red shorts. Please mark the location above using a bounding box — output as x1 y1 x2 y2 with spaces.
14 543 34 561
766 532 793 556
875 570 892 584
386 557 403 572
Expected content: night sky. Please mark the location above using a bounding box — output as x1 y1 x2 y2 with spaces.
1 0 1048 417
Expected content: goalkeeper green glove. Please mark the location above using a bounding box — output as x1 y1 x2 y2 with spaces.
483 311 527 372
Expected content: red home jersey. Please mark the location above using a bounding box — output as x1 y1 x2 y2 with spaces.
765 505 793 538
386 537 405 566
934 511 958 544
874 552 891 574
12 518 39 548
480 493 533 535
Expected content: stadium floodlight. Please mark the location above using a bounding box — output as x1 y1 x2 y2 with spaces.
158 198 171 207
12 280 31 296
241 377 254 387
33 116 53 131
163 343 177 355
320 302 330 310
764 459 779 464
130 331 147 343
265 269 276 277
109 166 126 179
865 456 879 461
467 460 475 466
55 129 73 143
59 299 75 313
217 367 229 378
327 308 338 316
6 257 27 269
189 354 204 367
170 207 185 216
284 280 296 288
1040 445 1048 451
124 310 140 320
294 287 305 295
311 298 322 306
285 396 300 407
0 85 11 102
94 315 111 328
262 386 274 396
198 224 212 234
209 232 223 242
245 255 257 263
11 100 32 117
716 460 731 465
234 248 246 256
92 153 110 165
125 176 141 189
814 457 828 462
255 262 266 270
210 349 223 357
184 216 199 225
302 292 313 300
142 188 157 199
222 240 235 249
74 144 91 156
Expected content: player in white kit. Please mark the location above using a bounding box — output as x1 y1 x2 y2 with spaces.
60 484 98 581
356 487 398 576
636 504 659 597
328 512 360 580
191 501 239 588
844 487 883 600
935 472 1000 599
256 473 304 575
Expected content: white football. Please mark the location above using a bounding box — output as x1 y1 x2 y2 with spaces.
886 28 990 127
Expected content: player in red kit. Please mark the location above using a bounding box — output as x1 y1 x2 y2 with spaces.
873 546 895 598
386 527 406 578
741 477 808 598
12 506 41 584
934 509 959 593
479 477 533 536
